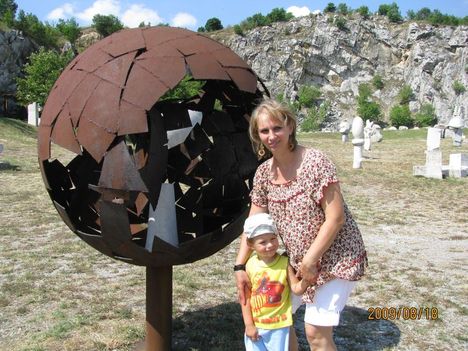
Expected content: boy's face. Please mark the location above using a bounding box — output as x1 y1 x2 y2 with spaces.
248 233 279 260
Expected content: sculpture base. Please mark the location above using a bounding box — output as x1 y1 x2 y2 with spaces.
134 266 173 351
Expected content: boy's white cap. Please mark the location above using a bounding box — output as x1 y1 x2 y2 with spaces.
244 213 278 239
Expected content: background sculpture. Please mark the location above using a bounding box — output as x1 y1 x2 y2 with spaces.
351 116 364 169
38 26 268 267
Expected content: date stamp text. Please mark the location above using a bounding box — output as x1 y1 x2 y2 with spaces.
367 307 439 320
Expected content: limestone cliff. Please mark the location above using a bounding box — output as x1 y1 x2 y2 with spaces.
0 30 37 116
211 14 467 128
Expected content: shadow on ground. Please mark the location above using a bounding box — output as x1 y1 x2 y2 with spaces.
295 305 401 350
0 161 20 171
140 303 400 351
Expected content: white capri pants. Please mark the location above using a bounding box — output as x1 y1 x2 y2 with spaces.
292 278 356 326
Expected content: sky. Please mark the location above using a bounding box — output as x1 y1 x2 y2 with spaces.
13 0 468 30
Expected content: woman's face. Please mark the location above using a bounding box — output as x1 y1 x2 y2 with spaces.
257 111 293 154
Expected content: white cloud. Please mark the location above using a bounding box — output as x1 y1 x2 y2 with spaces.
287 6 311 17
171 12 197 29
77 0 121 23
121 4 164 27
47 3 75 20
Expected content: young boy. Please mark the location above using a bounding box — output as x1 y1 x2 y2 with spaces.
240 213 310 351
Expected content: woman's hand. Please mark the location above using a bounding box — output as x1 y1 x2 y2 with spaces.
298 259 320 284
235 270 252 305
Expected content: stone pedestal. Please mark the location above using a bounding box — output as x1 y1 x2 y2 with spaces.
27 102 39 126
449 153 468 178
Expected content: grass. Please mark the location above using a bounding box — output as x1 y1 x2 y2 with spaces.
0 118 467 350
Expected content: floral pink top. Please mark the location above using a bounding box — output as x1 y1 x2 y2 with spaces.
250 148 367 303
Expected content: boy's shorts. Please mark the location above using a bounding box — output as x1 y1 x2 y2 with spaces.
291 278 356 326
244 326 289 351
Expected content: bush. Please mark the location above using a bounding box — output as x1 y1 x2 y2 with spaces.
398 85 414 105
337 3 350 15
378 3 402 22
357 101 381 122
390 104 413 127
266 8 293 23
324 3 336 13
357 6 370 19
414 103 437 127
301 102 329 132
92 14 123 37
233 24 244 36
56 18 81 44
297 85 321 108
452 81 466 95
372 74 384 90
335 17 347 30
16 48 74 106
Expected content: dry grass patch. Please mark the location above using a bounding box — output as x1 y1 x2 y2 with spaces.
1 119 467 350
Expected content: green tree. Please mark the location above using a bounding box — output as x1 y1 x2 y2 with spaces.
0 0 17 18
357 6 370 19
266 8 293 22
92 14 123 37
204 17 223 31
197 26 206 32
415 7 432 20
390 104 413 127
378 4 391 16
56 18 81 44
243 13 269 29
337 3 350 15
16 48 74 106
324 3 336 13
14 10 61 48
387 3 402 22
414 103 437 127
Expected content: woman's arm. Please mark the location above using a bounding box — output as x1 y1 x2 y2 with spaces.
235 204 268 305
300 182 345 281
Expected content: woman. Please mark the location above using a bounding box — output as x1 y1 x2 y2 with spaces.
234 99 367 350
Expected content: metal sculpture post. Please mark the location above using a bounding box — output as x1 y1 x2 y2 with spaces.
37 27 268 350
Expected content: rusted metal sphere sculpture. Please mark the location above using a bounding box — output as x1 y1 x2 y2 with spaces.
38 26 268 267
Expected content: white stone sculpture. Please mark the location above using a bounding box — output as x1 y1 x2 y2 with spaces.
447 115 464 147
351 116 364 169
27 102 39 126
363 120 383 150
339 120 351 142
413 127 444 179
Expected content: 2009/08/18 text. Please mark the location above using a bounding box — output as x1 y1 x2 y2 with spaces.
367 307 439 320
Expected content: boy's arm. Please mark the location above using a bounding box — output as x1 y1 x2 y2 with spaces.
240 289 259 340
287 264 311 295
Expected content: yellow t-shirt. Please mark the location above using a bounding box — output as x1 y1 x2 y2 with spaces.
246 254 292 329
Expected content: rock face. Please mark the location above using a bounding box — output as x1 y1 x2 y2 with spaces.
211 14 468 129
0 30 38 116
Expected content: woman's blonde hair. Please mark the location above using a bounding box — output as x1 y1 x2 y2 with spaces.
249 98 297 159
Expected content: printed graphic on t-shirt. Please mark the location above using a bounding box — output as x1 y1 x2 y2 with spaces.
251 272 285 313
